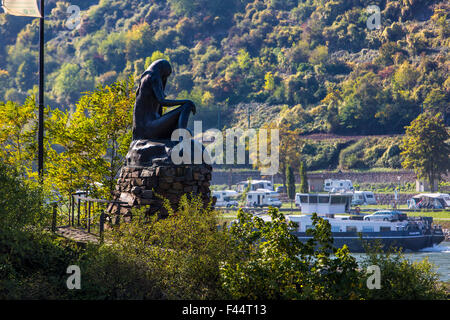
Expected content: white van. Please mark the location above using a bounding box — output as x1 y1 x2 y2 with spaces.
247 189 282 208
237 180 274 192
352 191 377 205
323 179 354 192
213 190 239 207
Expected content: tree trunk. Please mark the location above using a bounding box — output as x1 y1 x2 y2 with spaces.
429 173 435 192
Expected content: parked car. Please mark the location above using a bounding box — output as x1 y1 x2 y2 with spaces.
276 186 286 193
363 210 407 222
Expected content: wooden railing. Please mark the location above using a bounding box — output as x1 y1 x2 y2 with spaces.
51 193 127 241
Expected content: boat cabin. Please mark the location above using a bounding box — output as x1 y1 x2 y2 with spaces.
295 193 353 214
286 215 406 233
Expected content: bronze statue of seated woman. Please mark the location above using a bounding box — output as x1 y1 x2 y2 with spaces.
126 59 204 166
132 59 196 140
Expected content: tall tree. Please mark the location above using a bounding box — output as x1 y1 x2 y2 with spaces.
0 96 52 181
286 165 295 210
299 161 309 193
400 112 450 192
46 77 135 201
255 121 303 190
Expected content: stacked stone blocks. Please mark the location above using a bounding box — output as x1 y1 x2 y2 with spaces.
108 162 213 222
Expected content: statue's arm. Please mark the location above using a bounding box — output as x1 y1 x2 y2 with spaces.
151 77 192 107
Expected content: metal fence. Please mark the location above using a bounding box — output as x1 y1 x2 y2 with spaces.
51 193 127 241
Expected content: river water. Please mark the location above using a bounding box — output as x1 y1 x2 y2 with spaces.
352 241 450 282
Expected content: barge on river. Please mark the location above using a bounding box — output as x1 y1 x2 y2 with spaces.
285 193 445 252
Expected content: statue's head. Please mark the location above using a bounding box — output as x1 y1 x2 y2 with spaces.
148 59 172 89
148 59 171 76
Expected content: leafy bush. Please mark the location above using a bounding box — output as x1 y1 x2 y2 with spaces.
0 163 78 299
0 180 446 300
0 163 47 229
339 137 403 170
220 209 363 299
359 245 446 300
339 139 370 169
103 194 231 299
300 140 349 170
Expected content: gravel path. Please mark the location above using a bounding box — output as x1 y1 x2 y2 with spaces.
55 226 100 244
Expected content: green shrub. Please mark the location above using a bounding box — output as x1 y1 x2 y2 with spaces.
0 167 445 300
359 245 446 300
339 137 403 170
0 163 48 229
220 209 363 299
0 228 79 299
104 194 231 299
70 244 163 300
0 163 78 299
300 140 350 170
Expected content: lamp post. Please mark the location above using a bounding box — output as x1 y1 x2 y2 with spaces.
38 0 45 182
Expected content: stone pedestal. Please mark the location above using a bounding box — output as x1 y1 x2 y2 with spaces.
107 159 213 223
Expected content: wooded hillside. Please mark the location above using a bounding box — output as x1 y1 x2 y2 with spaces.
0 0 448 135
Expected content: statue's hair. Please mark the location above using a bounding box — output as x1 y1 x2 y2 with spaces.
140 59 172 79
136 59 172 96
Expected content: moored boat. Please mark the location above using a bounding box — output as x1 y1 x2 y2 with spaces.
287 192 446 252
285 214 445 252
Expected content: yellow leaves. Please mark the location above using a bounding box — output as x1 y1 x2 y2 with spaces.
263 72 274 92
400 112 450 182
430 8 447 24
145 51 170 69
393 61 419 91
321 89 342 106
309 105 327 117
127 23 150 41
308 45 328 65
237 49 250 70
0 97 39 175
5 78 135 198
201 91 214 106
443 76 450 91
